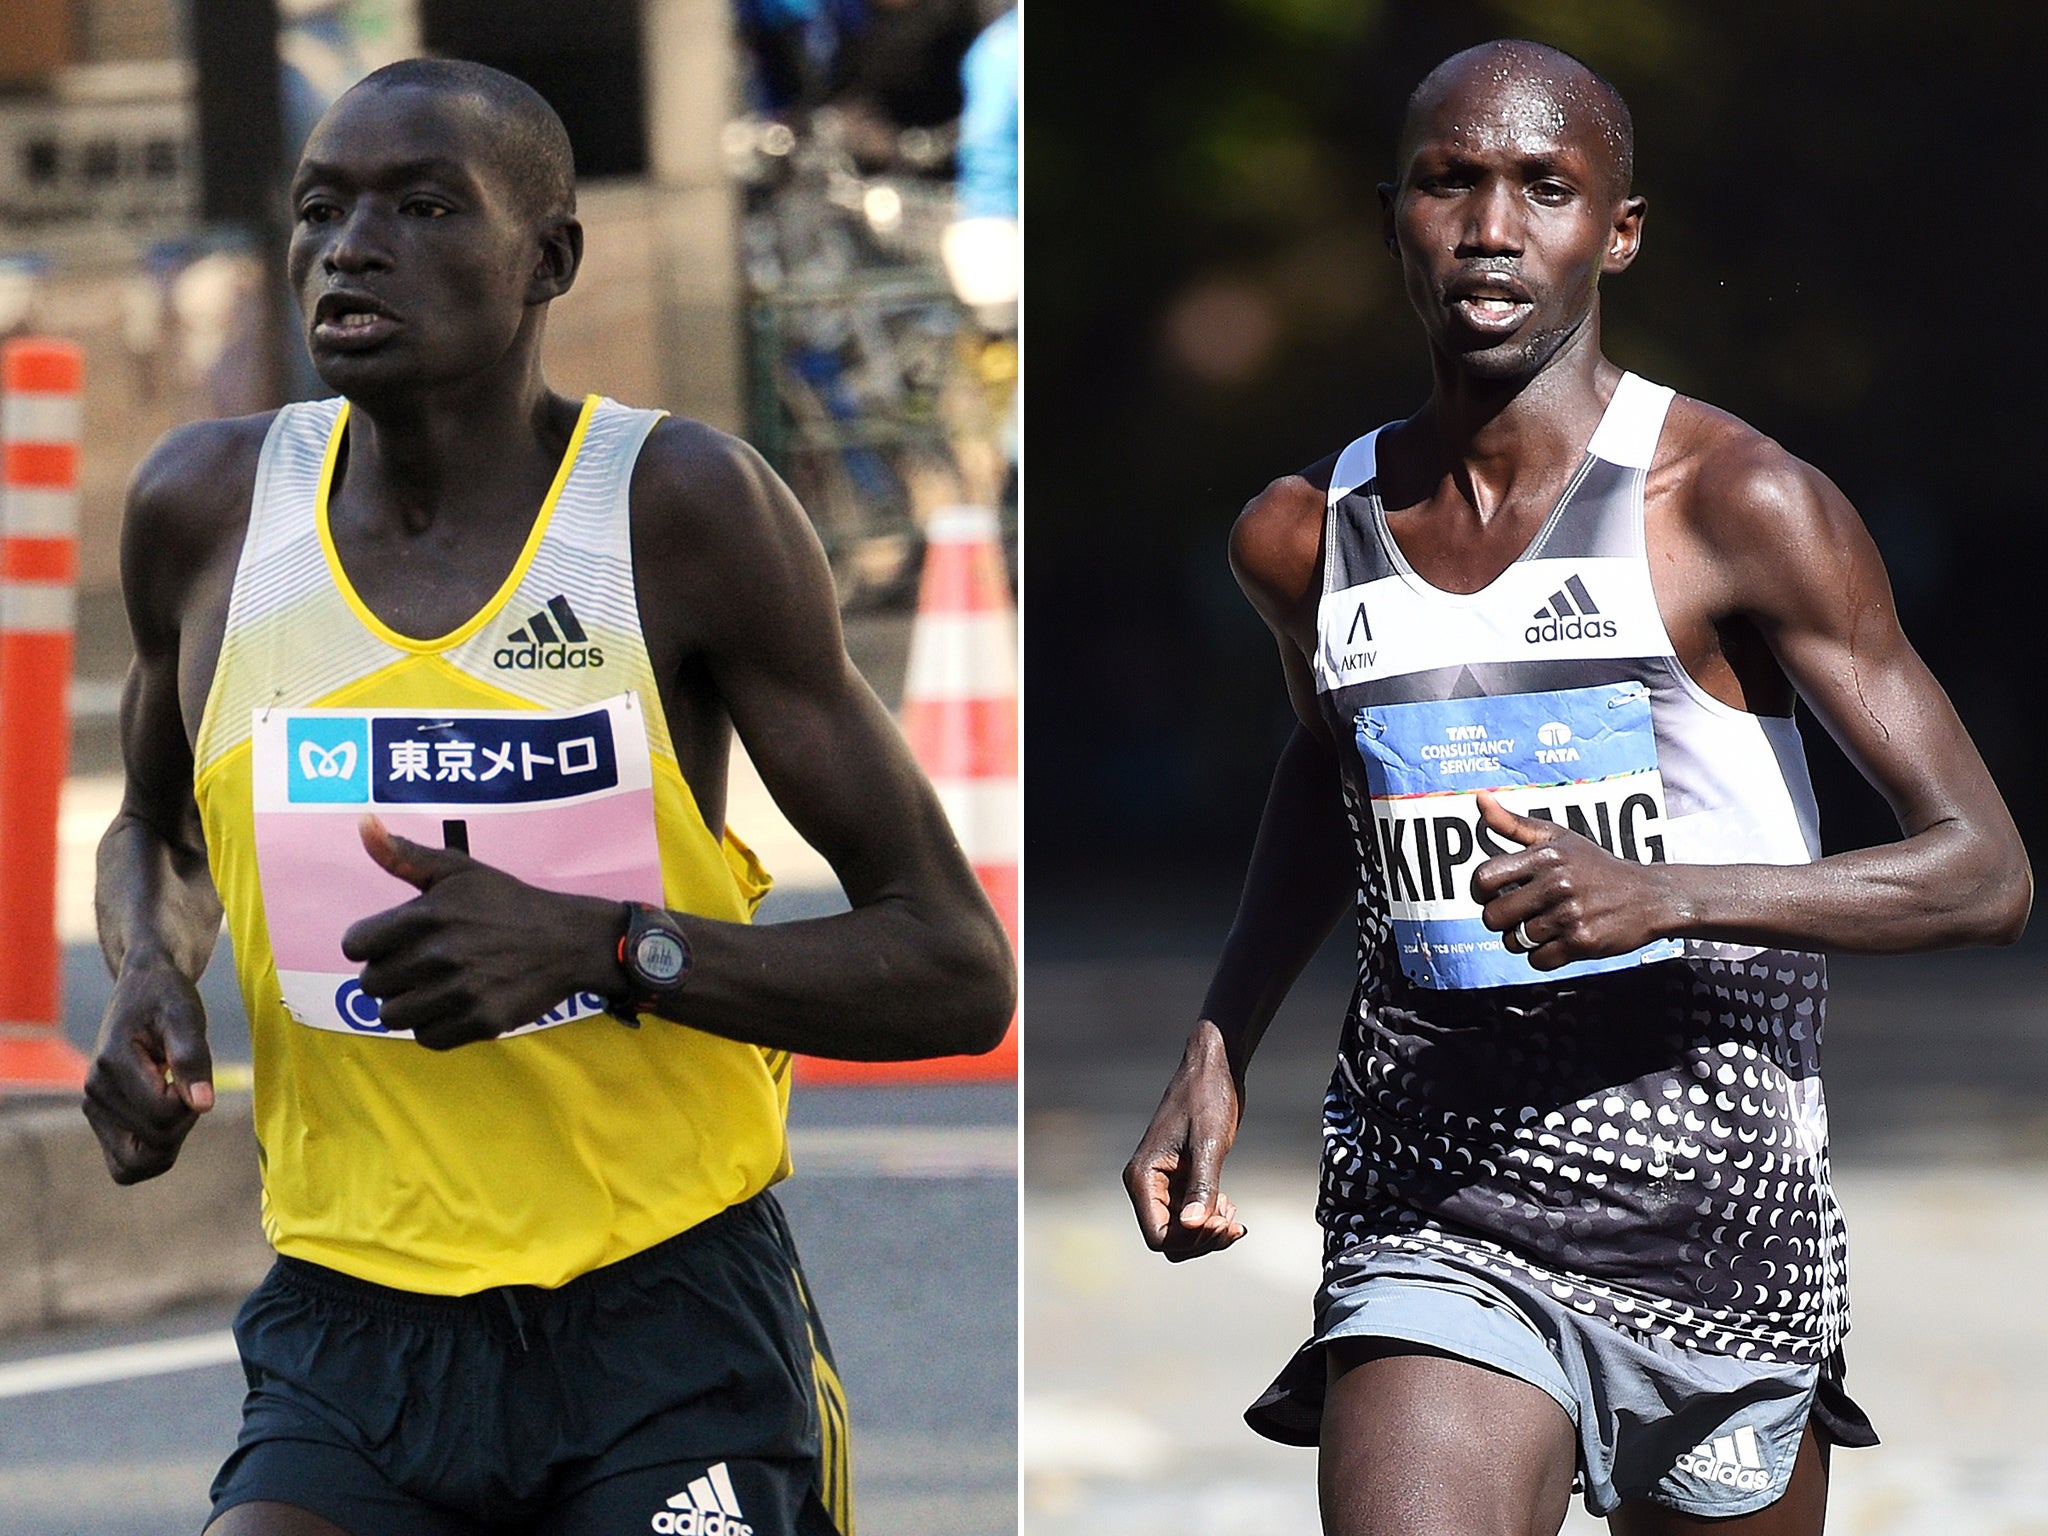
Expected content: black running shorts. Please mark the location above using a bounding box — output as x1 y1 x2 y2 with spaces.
209 1192 852 1536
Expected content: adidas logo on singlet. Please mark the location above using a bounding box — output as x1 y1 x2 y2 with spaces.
493 595 604 670
650 1463 753 1534
1674 1425 1772 1493
1524 573 1618 644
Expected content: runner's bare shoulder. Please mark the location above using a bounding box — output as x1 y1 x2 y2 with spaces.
634 415 827 573
1654 395 1857 576
121 413 277 600
629 415 791 535
626 414 836 642
1229 454 1339 621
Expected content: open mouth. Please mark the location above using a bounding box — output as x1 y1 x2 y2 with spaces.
1443 267 1535 334
1449 291 1535 335
311 293 399 347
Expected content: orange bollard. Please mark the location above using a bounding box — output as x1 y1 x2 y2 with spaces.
799 506 1018 1086
0 338 90 1093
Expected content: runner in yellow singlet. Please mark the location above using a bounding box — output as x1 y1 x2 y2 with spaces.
83 58 1013 1536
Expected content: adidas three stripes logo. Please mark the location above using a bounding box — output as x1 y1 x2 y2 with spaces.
1531 573 1602 622
1523 573 1618 643
506 595 589 646
493 595 606 670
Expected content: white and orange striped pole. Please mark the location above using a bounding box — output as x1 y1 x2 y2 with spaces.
0 338 90 1092
908 506 1018 948
800 505 1018 1084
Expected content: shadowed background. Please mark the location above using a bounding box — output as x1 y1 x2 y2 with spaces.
1028 0 2047 892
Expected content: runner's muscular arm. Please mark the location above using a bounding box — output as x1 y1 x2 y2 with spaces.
633 424 1015 1055
1128 472 1354 1259
1472 432 2032 966
85 422 255 1183
345 424 1015 1058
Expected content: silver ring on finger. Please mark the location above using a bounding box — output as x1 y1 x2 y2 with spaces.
1513 919 1537 953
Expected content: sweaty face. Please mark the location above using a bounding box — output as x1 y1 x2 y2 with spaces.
287 86 543 397
1386 66 1634 383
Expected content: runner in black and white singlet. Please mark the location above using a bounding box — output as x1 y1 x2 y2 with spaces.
1125 40 2029 1536
1301 371 1844 1360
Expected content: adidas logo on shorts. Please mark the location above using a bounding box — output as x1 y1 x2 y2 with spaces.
1673 1425 1772 1493
649 1462 753 1535
494 595 604 670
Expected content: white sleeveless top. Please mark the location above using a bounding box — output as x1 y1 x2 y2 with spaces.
1307 374 1846 1365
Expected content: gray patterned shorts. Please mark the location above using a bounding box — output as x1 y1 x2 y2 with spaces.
1245 1248 1876 1518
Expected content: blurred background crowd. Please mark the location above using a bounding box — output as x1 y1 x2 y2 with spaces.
0 6 1017 1533
0 0 1016 610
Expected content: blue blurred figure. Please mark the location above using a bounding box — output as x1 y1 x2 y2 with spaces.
943 7 1017 311
955 7 1017 221
737 0 867 114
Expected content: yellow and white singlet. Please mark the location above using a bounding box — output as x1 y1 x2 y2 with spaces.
194 394 793 1294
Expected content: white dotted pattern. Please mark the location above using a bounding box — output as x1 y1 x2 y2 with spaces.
1314 742 1847 1366
1297 374 1848 1376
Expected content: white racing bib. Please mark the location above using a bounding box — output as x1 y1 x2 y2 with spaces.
252 692 663 1038
1354 681 1683 989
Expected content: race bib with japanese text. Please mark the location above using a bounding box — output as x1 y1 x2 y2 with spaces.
252 693 663 1038
1355 681 1683 989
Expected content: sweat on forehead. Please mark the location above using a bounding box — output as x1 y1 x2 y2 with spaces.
1398 40 1634 198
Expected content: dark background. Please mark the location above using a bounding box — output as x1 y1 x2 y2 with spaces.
1026 0 2048 936
417 0 649 177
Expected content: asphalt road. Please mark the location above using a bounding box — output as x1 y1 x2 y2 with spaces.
0 1082 1016 1536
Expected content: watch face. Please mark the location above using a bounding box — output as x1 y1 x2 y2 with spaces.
634 929 689 985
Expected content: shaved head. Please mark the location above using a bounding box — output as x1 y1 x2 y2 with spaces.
1400 40 1634 201
340 57 576 223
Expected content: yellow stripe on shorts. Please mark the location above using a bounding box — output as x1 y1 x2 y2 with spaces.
814 1346 853 1535
794 1264 854 1536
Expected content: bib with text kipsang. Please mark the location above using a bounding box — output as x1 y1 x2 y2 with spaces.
1355 681 1683 990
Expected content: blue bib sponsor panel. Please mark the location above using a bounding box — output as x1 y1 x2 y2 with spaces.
368 709 621 805
1354 682 1682 989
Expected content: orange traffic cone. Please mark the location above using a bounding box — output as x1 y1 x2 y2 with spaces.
0 338 90 1094
799 505 1018 1085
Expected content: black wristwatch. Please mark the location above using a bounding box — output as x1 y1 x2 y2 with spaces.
610 901 692 1021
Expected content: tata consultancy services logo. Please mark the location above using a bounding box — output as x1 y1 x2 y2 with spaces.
286 716 370 804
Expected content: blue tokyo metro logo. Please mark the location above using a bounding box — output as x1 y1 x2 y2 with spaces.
333 976 613 1036
334 978 389 1032
287 717 370 804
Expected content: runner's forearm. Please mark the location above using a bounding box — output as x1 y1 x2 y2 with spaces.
1652 815 2030 953
638 890 1015 1059
1199 724 1353 1078
94 810 224 983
